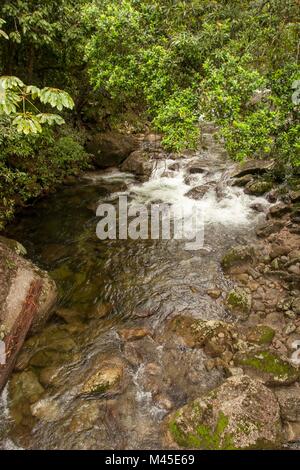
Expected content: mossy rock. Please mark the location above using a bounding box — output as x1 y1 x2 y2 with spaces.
246 325 275 345
80 359 124 396
9 370 45 425
245 180 274 196
225 288 252 320
166 316 234 349
221 245 255 272
168 375 282 449
235 350 300 385
15 325 77 370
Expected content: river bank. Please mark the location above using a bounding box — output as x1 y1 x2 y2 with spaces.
0 124 299 449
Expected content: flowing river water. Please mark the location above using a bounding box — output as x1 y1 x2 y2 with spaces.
0 139 271 449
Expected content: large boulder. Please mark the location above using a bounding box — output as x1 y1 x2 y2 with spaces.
120 150 153 179
231 159 274 178
86 131 138 168
167 375 282 449
0 237 57 392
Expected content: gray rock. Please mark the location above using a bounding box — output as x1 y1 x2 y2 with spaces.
86 131 138 168
185 184 213 200
268 203 291 218
167 375 282 449
231 160 274 178
121 150 153 178
275 384 300 422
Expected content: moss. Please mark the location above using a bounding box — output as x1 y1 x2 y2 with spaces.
226 288 251 319
236 350 300 384
245 180 274 196
246 325 275 345
169 411 236 450
221 245 254 271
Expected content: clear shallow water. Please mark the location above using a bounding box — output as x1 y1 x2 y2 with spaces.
0 151 270 449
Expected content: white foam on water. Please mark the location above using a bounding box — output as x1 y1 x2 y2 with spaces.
128 157 270 230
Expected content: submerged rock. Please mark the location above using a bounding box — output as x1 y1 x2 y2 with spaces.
117 327 150 341
30 398 61 422
81 358 124 396
221 245 255 273
167 375 282 449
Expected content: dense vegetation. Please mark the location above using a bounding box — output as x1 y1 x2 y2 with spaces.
0 0 299 228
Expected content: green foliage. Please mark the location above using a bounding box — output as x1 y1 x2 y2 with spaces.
153 88 200 151
0 117 90 229
83 0 299 162
0 76 74 134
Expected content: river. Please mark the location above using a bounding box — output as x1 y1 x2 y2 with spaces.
0 140 270 449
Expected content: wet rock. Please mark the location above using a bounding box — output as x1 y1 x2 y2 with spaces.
225 288 252 320
256 221 284 238
30 398 60 422
29 349 77 368
154 394 174 411
81 358 124 395
55 307 85 324
120 150 153 178
275 384 300 422
231 175 253 187
245 180 273 196
268 203 291 218
186 164 208 174
68 401 100 433
165 316 234 350
234 350 300 385
167 375 282 449
118 327 150 341
231 160 274 178
86 131 138 168
8 370 45 426
250 202 266 213
39 366 63 387
87 302 113 319
221 245 255 273
185 184 212 200
9 371 44 405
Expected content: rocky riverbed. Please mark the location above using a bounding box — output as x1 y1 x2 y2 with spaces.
0 124 299 450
